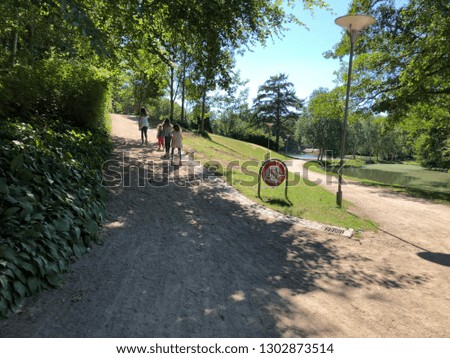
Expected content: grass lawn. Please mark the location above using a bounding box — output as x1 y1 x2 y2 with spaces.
183 132 375 232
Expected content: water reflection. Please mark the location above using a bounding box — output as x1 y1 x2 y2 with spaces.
340 167 416 186
335 164 450 192
289 157 450 193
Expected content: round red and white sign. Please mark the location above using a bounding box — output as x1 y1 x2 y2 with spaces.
261 159 286 187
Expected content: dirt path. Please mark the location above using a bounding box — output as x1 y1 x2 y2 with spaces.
286 160 450 254
1 114 449 337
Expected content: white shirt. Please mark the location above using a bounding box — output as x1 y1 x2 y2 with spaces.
171 131 183 148
139 116 149 129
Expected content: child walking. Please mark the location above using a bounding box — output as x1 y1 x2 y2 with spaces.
162 118 172 158
171 124 183 165
138 107 149 145
156 123 164 151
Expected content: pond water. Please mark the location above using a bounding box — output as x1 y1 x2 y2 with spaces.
289 156 450 193
288 153 318 160
339 164 450 193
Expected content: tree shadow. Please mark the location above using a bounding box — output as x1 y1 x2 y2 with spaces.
262 198 292 207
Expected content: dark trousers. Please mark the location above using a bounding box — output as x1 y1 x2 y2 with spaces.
141 127 148 143
164 135 171 154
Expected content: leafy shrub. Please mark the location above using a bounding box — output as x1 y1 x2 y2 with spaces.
0 118 112 317
238 133 276 149
61 66 112 130
0 58 111 130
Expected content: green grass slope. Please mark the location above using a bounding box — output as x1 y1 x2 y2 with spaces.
183 132 375 232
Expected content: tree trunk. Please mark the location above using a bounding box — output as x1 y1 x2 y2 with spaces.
275 126 280 152
180 63 186 126
27 23 34 65
170 66 175 120
275 90 281 152
11 9 19 66
201 87 206 132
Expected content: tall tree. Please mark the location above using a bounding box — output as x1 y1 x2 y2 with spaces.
1 0 330 125
211 72 251 137
328 0 450 111
327 0 450 167
303 88 343 160
253 73 303 151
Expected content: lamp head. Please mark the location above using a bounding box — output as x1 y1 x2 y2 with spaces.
335 14 376 43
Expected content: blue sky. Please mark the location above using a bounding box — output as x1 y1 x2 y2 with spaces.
234 0 353 103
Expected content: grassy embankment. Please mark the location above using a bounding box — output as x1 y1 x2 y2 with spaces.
183 132 375 231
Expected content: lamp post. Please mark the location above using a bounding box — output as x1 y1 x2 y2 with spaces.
335 14 376 208
285 134 290 154
266 122 274 150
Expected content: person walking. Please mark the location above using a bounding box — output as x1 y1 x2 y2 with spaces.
162 118 172 158
138 108 150 145
156 122 164 151
171 124 183 165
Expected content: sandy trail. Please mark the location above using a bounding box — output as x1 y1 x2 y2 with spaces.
286 160 450 254
0 114 449 337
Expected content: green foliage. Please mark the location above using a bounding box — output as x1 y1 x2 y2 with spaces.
253 73 303 152
147 98 182 122
0 58 111 130
331 0 450 112
0 0 115 69
107 0 325 120
328 0 450 169
114 50 167 115
61 64 112 130
0 118 111 317
403 101 450 169
301 88 343 159
213 107 276 149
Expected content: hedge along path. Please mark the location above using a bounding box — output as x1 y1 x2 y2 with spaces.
1 114 449 337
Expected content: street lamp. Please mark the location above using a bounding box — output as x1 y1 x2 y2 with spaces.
285 134 290 154
266 122 274 150
335 14 376 208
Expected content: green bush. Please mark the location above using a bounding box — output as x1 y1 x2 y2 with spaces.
61 66 112 130
0 118 112 317
0 58 111 130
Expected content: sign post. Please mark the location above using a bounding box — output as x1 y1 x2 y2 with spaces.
257 159 289 200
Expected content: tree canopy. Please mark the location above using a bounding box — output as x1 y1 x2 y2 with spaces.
252 73 303 151
301 88 343 160
325 0 450 168
1 0 326 70
1 0 329 119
